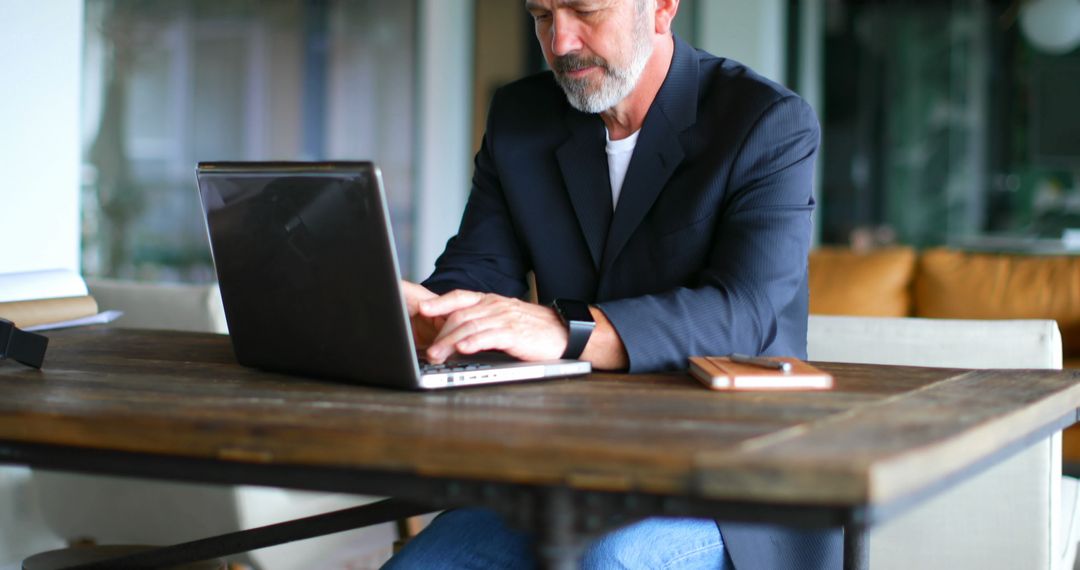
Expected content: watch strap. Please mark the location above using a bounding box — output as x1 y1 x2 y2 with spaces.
563 319 594 360
552 299 595 360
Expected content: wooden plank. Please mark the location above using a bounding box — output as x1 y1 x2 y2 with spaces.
2 328 1076 507
696 368 1080 505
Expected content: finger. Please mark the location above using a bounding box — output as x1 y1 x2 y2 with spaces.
411 315 441 348
453 328 515 356
426 314 505 362
432 301 506 343
400 280 436 315
434 298 549 346
419 289 487 317
456 309 567 360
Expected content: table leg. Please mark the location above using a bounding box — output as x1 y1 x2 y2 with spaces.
534 488 583 570
843 524 869 570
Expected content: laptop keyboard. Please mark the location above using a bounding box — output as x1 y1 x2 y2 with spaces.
418 361 495 374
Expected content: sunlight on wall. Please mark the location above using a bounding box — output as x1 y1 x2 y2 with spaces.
0 0 83 274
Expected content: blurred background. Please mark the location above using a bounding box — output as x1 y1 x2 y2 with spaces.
3 0 1079 282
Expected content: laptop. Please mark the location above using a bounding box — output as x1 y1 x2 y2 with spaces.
195 161 591 390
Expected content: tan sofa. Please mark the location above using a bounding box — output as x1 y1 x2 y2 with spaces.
809 246 1080 463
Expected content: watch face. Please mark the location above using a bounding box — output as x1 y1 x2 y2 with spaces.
557 299 594 323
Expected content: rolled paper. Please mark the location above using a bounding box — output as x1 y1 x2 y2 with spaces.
0 296 100 328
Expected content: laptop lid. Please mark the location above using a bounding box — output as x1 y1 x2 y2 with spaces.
197 161 424 389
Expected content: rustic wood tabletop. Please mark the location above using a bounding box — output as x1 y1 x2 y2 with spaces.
2 327 1079 569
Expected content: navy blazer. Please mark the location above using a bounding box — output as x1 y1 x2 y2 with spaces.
425 37 840 570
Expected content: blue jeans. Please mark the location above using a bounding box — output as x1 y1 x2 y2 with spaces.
382 508 733 570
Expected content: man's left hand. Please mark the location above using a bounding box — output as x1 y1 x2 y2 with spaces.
419 290 568 364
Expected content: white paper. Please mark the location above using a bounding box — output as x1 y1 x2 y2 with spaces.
24 310 124 332
0 269 88 303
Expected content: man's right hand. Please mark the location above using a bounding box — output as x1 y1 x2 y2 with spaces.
401 280 444 349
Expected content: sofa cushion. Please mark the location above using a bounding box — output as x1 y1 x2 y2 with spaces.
915 248 1080 356
808 247 916 317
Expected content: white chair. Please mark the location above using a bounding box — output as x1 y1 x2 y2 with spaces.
28 279 397 570
808 315 1078 570
0 468 64 566
82 278 230 334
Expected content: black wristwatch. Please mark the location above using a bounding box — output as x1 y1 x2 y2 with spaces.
551 299 596 360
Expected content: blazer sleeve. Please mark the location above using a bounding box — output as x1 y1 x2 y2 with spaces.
421 92 531 299
597 95 821 372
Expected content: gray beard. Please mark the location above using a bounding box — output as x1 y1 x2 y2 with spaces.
554 27 654 114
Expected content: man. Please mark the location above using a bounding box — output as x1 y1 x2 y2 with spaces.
386 0 838 568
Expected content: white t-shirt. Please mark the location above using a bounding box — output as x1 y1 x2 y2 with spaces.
605 128 641 209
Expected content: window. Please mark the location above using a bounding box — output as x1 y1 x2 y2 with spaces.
819 0 1080 247
81 0 418 281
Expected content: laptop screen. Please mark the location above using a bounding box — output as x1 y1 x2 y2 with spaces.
196 162 421 388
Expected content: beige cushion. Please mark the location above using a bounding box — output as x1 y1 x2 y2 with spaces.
808 247 916 317
915 248 1080 358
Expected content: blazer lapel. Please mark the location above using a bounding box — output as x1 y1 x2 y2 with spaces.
600 120 684 275
600 36 700 276
556 110 610 270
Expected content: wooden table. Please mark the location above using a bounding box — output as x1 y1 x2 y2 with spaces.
2 327 1080 570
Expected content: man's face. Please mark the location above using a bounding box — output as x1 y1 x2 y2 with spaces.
526 0 655 113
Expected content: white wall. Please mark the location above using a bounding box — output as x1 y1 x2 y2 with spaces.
0 0 83 275
413 0 474 280
0 4 84 560
696 0 787 84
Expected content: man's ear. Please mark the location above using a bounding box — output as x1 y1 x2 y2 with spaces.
654 0 680 35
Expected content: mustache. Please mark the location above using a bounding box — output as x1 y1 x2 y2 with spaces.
553 53 608 74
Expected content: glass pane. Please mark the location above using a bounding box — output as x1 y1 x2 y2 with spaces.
81 0 418 282
819 0 1080 248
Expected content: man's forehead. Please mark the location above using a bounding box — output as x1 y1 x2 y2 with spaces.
525 0 621 10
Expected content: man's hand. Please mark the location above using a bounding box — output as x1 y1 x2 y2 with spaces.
400 280 445 349
419 290 569 364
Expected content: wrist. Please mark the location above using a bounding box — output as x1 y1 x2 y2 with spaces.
581 306 629 370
